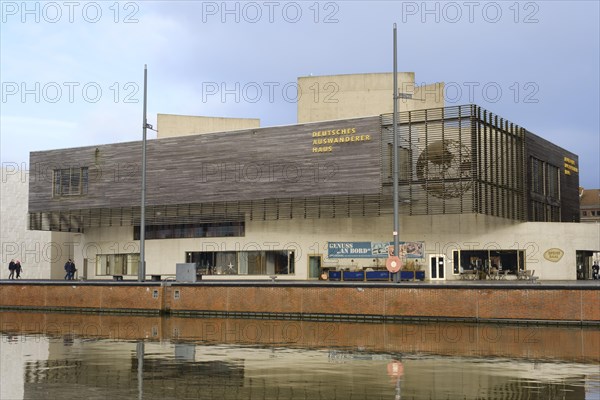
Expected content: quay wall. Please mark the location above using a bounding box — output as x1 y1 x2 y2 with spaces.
0 282 598 324
0 283 163 313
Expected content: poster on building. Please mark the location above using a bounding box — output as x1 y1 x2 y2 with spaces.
403 242 424 258
327 242 373 258
328 241 424 259
371 241 424 258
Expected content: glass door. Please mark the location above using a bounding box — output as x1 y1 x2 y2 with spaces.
429 254 446 281
308 255 322 280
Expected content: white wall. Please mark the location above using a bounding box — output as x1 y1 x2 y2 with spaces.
75 213 599 281
1 166 73 279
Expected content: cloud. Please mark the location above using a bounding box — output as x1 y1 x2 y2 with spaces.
0 1 598 187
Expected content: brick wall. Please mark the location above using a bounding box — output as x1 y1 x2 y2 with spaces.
165 285 600 323
0 283 162 312
1 283 598 323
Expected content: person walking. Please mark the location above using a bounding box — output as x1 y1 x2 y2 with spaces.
64 259 73 280
8 259 16 279
15 260 22 279
68 260 77 280
593 261 600 280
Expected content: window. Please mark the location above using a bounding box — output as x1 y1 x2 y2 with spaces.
530 158 544 195
95 253 139 276
186 250 295 275
456 249 525 274
453 251 460 275
134 221 244 240
531 201 545 222
53 167 88 197
547 164 559 199
529 159 561 222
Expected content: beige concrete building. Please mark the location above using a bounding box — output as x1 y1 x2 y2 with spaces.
24 73 600 281
1 166 73 279
157 114 260 139
297 72 443 123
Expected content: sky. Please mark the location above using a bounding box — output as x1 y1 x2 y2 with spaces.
1 1 599 188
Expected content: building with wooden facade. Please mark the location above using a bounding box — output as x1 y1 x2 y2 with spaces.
26 73 598 281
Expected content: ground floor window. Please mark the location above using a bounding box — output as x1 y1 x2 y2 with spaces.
186 250 295 275
96 253 139 276
453 249 525 275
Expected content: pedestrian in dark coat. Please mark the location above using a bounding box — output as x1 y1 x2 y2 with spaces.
8 259 16 279
64 260 72 280
68 260 77 280
15 260 22 279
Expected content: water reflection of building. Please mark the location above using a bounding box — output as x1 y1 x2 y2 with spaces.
2 312 598 399
1 312 598 363
0 335 49 400
12 340 598 400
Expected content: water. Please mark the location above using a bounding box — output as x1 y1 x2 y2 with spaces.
1 312 598 399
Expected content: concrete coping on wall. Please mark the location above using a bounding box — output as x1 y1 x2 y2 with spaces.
0 280 162 287
2 279 598 291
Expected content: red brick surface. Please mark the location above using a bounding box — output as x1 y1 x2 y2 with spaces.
0 284 161 311
0 283 598 323
166 286 599 323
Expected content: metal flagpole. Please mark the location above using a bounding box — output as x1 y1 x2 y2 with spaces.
139 64 147 282
392 24 400 282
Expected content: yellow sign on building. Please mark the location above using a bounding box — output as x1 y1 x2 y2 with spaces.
543 248 564 262
564 157 578 175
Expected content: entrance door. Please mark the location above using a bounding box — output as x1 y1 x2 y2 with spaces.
576 250 593 280
429 254 446 281
308 255 322 280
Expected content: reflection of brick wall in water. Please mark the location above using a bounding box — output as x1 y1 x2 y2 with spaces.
1 312 598 363
0 311 160 340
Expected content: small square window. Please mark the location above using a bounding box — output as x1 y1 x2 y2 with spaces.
53 167 89 197
174 290 180 300
152 289 159 299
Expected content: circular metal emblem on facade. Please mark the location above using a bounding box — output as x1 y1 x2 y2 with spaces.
416 139 472 199
386 256 402 273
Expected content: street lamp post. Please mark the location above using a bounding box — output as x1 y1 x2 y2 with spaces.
392 24 400 282
139 64 148 282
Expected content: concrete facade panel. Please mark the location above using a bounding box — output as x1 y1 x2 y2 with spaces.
157 114 260 138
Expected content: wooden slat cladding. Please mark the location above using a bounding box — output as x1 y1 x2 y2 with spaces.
381 104 526 220
29 117 382 213
28 194 391 231
28 106 580 231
